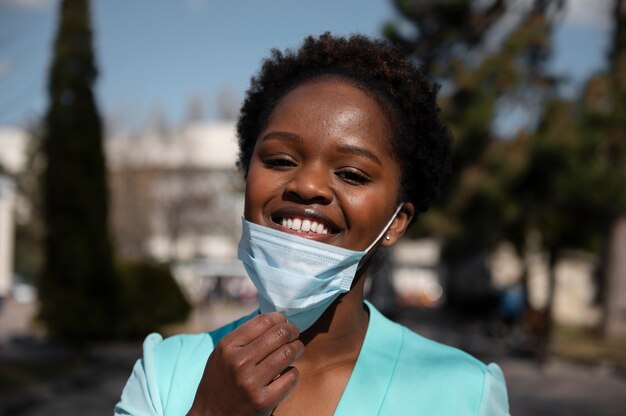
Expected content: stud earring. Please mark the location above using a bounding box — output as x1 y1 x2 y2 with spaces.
385 235 391 241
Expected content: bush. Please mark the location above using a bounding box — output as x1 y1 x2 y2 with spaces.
117 261 191 339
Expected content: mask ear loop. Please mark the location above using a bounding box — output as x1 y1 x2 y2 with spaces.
357 203 404 272
364 203 404 253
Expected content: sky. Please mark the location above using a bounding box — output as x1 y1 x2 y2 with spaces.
0 0 616 135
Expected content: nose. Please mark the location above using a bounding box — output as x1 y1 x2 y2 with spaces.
283 162 333 204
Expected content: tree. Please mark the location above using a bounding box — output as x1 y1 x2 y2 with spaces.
386 1 559 239
385 1 568 353
386 1 559 263
383 0 508 78
386 0 624 352
586 0 626 339
39 0 118 343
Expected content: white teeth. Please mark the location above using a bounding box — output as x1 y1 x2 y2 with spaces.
280 217 330 235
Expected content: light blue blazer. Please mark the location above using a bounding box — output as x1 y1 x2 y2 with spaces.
115 301 510 415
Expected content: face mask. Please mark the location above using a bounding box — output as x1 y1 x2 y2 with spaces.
237 205 403 332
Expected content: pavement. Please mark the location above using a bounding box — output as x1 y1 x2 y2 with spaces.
0 343 140 416
1 300 625 415
503 358 625 416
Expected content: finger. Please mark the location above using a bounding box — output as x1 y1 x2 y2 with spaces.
262 366 300 409
246 321 300 365
221 312 288 347
257 339 304 385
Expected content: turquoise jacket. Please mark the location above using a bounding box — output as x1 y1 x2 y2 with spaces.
115 302 510 415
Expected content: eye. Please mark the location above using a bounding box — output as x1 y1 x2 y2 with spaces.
263 155 296 169
336 168 371 185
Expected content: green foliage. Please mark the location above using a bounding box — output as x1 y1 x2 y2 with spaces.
394 2 559 249
384 0 507 77
386 0 624 260
117 262 191 340
513 94 624 255
510 0 626 257
39 0 119 343
386 0 625 347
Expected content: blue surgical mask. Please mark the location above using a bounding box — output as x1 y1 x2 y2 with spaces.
237 205 403 331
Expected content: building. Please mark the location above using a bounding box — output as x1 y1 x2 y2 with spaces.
106 122 249 303
0 174 15 300
0 127 29 301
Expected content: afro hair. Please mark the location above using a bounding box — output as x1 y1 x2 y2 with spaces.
236 33 452 215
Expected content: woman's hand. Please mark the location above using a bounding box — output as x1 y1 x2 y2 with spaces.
187 313 304 416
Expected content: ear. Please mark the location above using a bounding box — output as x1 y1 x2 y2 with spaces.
381 202 415 247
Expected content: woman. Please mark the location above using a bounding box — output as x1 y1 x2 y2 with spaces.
115 33 510 416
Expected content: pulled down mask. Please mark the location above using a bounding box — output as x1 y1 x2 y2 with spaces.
237 205 403 331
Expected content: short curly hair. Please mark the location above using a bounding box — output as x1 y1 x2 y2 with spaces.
236 33 452 215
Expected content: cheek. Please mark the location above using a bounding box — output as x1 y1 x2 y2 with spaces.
243 166 264 217
343 187 395 226
243 164 282 218
349 180 401 231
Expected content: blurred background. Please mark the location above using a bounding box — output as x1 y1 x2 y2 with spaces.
0 0 625 415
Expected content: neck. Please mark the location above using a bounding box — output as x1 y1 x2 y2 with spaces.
295 276 369 372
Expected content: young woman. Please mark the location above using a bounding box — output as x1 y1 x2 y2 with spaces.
116 34 510 416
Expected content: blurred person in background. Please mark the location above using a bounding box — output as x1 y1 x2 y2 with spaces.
115 33 510 416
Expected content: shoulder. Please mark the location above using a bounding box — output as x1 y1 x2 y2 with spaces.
367 302 488 375
365 304 509 415
149 331 214 397
397 329 510 415
399 325 488 374
150 309 259 386
151 310 259 409
115 310 258 416
114 332 214 416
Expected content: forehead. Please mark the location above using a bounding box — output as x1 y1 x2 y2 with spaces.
262 77 393 154
271 75 388 120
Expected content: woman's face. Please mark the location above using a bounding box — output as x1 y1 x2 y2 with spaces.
244 77 413 251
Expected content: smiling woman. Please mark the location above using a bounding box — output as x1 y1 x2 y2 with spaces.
115 33 510 416
245 78 404 251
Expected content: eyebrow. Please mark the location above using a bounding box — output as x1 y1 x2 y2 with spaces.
259 131 303 144
260 130 382 165
336 144 382 165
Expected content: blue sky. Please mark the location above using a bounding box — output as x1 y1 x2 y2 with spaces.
0 0 615 134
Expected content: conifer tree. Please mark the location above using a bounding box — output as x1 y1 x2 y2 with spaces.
40 0 118 342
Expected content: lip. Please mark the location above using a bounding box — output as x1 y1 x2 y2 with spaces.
269 207 342 240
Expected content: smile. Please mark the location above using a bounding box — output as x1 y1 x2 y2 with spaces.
278 217 330 234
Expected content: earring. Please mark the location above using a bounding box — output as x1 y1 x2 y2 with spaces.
385 235 391 241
